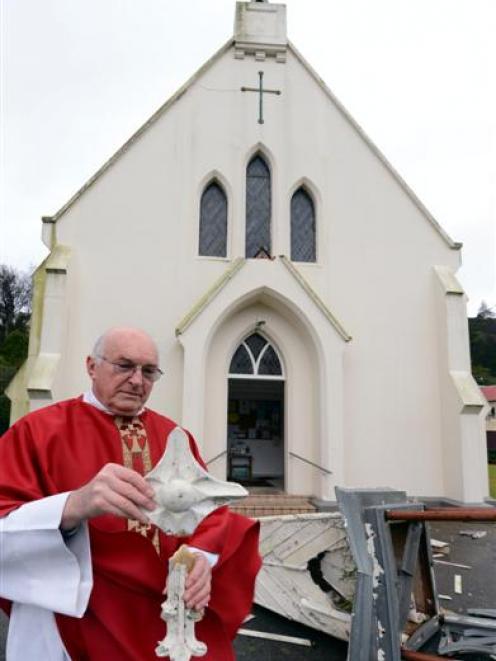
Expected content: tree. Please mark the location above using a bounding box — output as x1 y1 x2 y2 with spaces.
0 265 33 433
0 329 29 366
477 300 496 319
0 265 32 344
469 305 496 385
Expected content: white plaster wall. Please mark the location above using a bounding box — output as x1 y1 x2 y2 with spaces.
44 42 478 498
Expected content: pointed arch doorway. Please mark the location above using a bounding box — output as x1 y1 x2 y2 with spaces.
227 332 285 489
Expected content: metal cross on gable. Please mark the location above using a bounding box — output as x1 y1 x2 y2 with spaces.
241 71 281 124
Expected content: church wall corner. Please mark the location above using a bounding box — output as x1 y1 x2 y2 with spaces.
432 266 488 501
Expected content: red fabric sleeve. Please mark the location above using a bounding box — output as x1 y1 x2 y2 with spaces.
209 512 262 639
186 506 230 554
0 418 47 516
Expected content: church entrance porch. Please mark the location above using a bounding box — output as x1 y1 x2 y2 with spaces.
186 286 339 500
227 378 284 489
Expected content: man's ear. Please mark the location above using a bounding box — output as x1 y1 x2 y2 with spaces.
86 355 96 379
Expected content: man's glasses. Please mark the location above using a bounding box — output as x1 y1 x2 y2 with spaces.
97 356 164 382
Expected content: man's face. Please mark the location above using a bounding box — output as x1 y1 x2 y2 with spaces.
86 329 159 416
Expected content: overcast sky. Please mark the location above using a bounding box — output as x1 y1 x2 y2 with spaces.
1 0 495 315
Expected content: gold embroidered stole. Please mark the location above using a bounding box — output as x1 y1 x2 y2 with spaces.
114 415 160 553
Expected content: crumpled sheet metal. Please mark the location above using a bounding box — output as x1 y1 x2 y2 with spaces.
337 487 496 659
335 487 411 661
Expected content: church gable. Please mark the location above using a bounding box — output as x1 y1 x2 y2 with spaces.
44 0 458 270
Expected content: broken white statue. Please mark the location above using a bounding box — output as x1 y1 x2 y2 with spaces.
144 426 248 536
156 546 207 660
141 426 248 660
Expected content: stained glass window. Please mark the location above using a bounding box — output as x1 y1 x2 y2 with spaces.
290 187 316 262
258 345 282 375
199 181 227 257
229 333 283 378
229 345 253 374
245 333 267 361
246 155 271 258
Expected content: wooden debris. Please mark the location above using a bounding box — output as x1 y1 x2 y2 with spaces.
430 538 450 555
320 542 356 602
459 529 487 539
255 512 352 641
237 629 313 647
433 559 472 570
454 574 463 594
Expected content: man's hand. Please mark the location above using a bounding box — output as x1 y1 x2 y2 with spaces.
61 463 156 530
184 553 212 611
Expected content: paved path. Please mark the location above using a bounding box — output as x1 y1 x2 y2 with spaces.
234 605 348 660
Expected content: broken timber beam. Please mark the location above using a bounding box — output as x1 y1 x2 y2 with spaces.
385 508 496 522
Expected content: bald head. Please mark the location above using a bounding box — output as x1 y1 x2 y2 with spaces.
91 328 158 362
87 327 160 415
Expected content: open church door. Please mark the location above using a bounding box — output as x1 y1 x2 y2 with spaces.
227 333 284 490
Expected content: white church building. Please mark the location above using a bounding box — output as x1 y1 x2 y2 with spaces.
8 1 488 503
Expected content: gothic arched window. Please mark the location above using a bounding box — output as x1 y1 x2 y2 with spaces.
245 154 271 258
199 181 227 257
229 333 283 378
290 187 316 262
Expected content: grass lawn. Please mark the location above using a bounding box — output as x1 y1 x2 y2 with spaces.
489 464 496 498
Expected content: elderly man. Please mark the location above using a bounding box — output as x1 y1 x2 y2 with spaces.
0 327 261 660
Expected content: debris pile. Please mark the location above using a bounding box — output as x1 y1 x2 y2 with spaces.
336 487 496 660
254 512 354 641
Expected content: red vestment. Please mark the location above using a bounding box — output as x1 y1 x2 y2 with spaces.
0 398 261 660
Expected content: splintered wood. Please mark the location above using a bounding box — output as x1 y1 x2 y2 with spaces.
255 513 354 641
